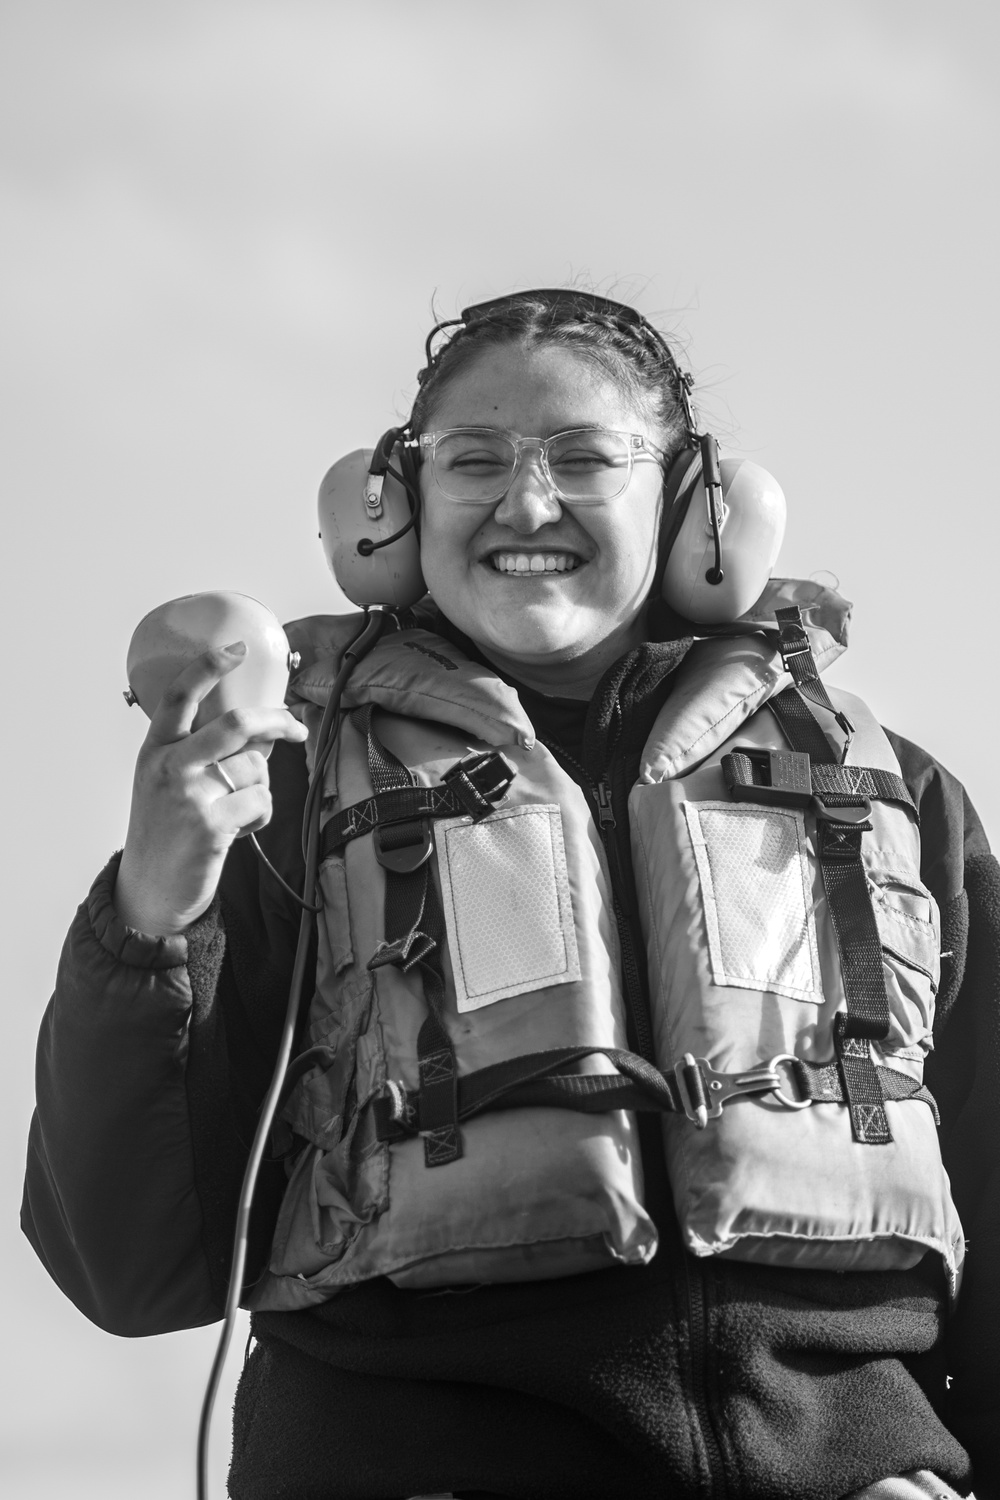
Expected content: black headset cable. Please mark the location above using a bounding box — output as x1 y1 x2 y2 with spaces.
196 606 388 1500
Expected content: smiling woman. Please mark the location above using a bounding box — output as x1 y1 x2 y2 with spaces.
417 341 668 692
21 289 1000 1500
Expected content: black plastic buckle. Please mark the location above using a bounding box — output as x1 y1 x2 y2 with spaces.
442 750 516 821
775 608 816 675
727 747 813 808
372 820 434 872
814 801 873 831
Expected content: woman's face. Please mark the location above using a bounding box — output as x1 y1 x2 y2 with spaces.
418 342 664 690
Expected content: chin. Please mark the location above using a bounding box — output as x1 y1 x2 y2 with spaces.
480 614 586 664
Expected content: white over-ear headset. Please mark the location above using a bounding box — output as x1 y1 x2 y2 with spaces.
317 294 786 624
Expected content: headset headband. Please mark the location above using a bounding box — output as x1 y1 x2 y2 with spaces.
420 288 679 387
462 289 654 331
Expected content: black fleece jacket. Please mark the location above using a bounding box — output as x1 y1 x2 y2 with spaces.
22 638 1000 1500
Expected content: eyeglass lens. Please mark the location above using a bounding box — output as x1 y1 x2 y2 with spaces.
431 429 634 504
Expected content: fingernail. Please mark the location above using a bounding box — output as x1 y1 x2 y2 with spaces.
223 641 247 656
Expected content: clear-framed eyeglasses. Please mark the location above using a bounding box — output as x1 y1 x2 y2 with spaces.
417 427 665 506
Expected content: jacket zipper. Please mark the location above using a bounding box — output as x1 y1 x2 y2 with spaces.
600 761 727 1496
684 1254 727 1498
539 738 654 1062
595 775 656 1065
539 733 727 1498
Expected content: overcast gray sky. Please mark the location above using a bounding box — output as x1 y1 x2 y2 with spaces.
3 2 998 1495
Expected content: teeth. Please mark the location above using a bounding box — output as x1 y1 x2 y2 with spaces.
492 553 580 574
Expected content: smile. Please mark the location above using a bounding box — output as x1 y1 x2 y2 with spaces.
489 552 582 575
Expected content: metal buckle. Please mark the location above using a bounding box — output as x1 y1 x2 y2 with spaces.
766 1053 813 1110
778 640 813 674
673 1054 782 1128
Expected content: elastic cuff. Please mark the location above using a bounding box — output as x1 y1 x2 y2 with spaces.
87 852 221 971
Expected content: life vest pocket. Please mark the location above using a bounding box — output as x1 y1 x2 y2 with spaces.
868 869 939 1056
435 803 581 1013
681 800 824 1004
266 971 392 1279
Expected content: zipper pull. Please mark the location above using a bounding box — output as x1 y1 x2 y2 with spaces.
596 779 617 830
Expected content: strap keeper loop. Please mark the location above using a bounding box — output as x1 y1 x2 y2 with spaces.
835 1012 890 1045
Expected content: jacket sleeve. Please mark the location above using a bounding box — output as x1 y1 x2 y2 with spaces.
887 730 1000 1498
20 858 226 1334
20 740 310 1337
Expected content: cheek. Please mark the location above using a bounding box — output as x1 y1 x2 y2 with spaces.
420 493 461 561
418 498 481 601
594 503 662 594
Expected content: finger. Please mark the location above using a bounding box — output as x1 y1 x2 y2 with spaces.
211 783 272 837
183 706 307 769
208 762 238 794
206 749 268 795
148 643 248 744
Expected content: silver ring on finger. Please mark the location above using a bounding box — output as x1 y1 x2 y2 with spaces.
210 761 238 793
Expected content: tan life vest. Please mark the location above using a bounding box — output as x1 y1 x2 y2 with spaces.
251 619 658 1311
630 598 964 1295
250 587 964 1309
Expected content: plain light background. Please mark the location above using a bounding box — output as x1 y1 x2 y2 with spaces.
3 2 998 1496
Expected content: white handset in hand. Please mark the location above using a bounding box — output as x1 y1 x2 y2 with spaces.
124 591 298 749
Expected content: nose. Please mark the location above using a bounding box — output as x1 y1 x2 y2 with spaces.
492 449 564 533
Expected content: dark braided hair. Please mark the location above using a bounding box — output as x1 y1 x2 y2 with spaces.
408 290 692 462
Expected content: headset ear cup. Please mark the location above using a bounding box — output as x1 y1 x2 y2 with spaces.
318 440 426 610
661 455 787 625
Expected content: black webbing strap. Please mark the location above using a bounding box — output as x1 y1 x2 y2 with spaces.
351 704 413 795
769 683 839 765
775 605 856 746
788 1057 940 1125
410 882 461 1167
373 1046 686 1142
764 629 894 1146
369 1043 940 1143
817 820 894 1144
320 752 515 861
722 745 916 814
350 705 462 1166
